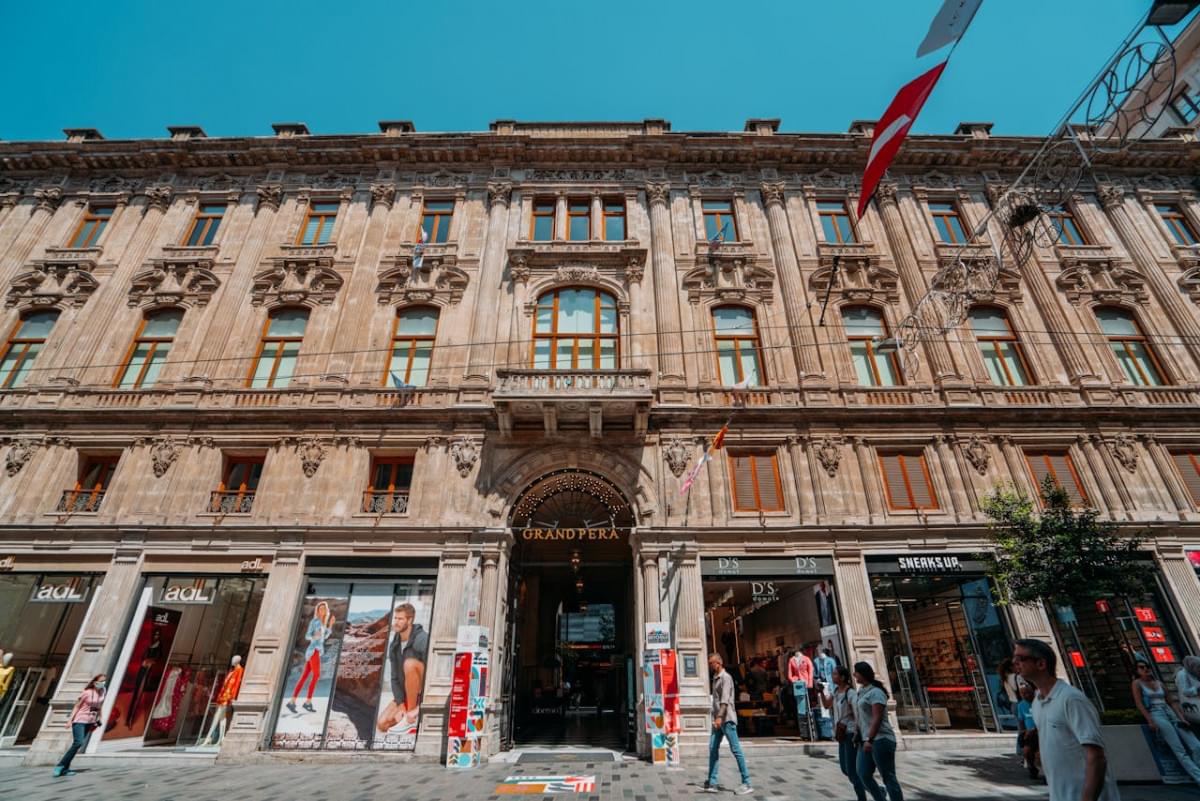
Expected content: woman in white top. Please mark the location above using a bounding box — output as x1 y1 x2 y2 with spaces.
1132 659 1200 786
853 661 903 801
822 665 866 801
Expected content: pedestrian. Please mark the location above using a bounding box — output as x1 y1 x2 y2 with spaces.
1012 638 1120 801
1177 656 1200 727
1131 658 1200 786
822 664 866 801
53 674 106 777
1016 681 1040 780
852 661 903 801
704 653 753 795
997 657 1019 716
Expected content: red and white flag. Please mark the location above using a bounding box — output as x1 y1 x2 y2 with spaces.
856 61 947 220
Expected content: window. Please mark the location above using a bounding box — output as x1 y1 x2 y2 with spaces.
184 204 226 246
68 206 114 249
420 201 454 244
115 308 184 389
0 311 58 389
249 308 308 388
567 199 591 241
297 202 339 246
602 199 625 241
703 200 737 242
386 307 438 386
1170 451 1200 507
531 199 556 241
59 455 119 513
817 201 856 244
712 306 764 386
363 456 413 513
728 451 784 512
878 451 939 511
1024 450 1088 506
968 307 1031 386
1169 85 1200 124
929 202 967 244
212 456 263 513
1048 208 1087 246
1155 204 1198 247
842 307 900 387
532 288 618 369
1096 307 1165 386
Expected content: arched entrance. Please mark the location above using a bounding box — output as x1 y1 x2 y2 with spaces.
502 469 636 751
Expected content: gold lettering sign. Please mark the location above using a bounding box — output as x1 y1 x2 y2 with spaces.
520 527 621 541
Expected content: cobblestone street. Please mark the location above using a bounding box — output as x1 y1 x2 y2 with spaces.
2 747 1197 801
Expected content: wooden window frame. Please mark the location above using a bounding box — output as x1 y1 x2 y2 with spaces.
712 305 767 386
844 306 901 387
727 451 785 513
1171 451 1200 507
530 287 620 370
183 204 226 247
702 200 738 242
0 312 56 389
969 306 1033 386
1097 307 1168 386
68 205 115 249
383 307 438 386
1156 204 1199 247
929 201 967 244
817 201 857 244
367 456 414 493
114 310 180 389
601 199 626 241
1048 208 1088 246
215 455 264 511
247 310 307 388
1024 450 1089 506
66 454 120 511
296 201 339 246
420 200 454 244
878 451 939 511
530 198 557 241
566 198 592 242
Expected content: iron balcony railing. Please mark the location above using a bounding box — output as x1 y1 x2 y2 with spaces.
209 490 255 514
56 490 105 513
362 489 410 514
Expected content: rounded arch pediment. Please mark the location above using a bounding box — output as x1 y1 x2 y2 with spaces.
526 267 628 308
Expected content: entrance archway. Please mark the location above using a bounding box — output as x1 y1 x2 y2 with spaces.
502 469 636 751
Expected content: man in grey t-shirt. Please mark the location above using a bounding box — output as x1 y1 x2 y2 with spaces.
705 653 753 795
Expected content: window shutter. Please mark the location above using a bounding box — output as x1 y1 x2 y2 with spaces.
1026 453 1053 490
730 454 757 511
753 454 782 511
903 454 937 510
1171 452 1200 506
1048 453 1087 505
880 454 911 510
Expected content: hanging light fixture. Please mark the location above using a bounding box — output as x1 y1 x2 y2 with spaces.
569 549 582 572
575 576 585 593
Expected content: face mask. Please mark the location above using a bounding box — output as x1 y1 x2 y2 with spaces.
95 681 106 690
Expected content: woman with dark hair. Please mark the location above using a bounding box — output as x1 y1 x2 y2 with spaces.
53 674 106 777
853 662 903 801
997 657 1018 715
1132 659 1200 786
822 664 866 801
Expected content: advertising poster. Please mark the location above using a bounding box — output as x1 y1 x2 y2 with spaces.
103 606 181 742
1142 724 1191 784
272 588 349 749
374 582 434 751
325 586 393 750
447 625 490 768
641 644 680 766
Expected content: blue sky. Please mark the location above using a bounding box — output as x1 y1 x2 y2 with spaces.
0 1 1190 141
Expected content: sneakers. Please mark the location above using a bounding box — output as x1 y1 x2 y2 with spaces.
302 702 316 713
734 785 754 795
52 766 64 777
701 784 719 793
285 701 298 714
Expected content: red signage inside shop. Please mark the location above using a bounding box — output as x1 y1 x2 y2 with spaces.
1151 646 1176 664
1134 607 1157 623
1143 626 1167 644
1188 550 1200 569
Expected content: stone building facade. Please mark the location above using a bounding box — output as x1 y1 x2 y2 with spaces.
0 115 1198 765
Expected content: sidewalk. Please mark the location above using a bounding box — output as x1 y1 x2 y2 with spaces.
1 747 1196 801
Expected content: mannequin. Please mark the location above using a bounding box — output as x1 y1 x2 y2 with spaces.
201 655 244 746
0 652 14 701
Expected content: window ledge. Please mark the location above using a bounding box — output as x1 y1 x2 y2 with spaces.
349 512 410 519
885 509 947 517
44 511 100 518
197 512 253 518
729 510 791 518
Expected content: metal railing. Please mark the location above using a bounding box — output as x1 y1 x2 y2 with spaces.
361 490 409 514
56 490 105 513
209 490 255 514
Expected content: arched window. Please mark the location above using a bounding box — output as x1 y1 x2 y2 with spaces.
532 288 618 369
116 308 184 389
968 307 1031 386
386 307 438 387
712 306 764 386
249 308 309 388
1096 307 1165 386
0 310 59 389
842 306 900 387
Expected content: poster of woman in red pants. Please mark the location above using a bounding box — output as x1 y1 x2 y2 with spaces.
272 590 348 749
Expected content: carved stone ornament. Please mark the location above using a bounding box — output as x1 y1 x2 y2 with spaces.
34 188 64 213
370 183 396 210
252 257 344 307
814 437 842 478
295 436 326 478
1056 256 1147 306
873 181 900 207
1178 264 1200 305
554 264 600 284
141 436 180 478
6 258 99 309
623 255 645 285
509 251 532 284
376 255 469 305
809 255 898 305
1096 184 1126 211
128 262 220 308
5 440 38 476
962 435 990 475
682 257 775 305
663 437 692 478
487 181 512 209
256 184 283 212
144 185 174 213
645 182 670 206
448 437 480 477
760 181 786 207
1108 434 1139 473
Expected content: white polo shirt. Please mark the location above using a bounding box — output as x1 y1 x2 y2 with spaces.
1031 679 1121 801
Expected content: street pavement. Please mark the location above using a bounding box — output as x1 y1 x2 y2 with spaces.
1 747 1198 801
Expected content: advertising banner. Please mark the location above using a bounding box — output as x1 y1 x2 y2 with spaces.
104 606 181 742
374 583 434 751
271 589 349 749
447 625 490 768
325 586 392 749
641 645 680 766
1142 723 1191 784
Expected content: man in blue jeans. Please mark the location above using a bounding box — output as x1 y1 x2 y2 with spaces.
705 653 753 795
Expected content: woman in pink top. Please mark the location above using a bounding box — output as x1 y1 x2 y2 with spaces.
53 674 106 777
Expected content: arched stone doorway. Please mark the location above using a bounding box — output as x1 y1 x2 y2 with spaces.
501 469 636 751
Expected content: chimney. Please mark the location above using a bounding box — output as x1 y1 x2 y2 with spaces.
954 122 993 139
490 119 517 135
848 120 875 137
271 122 310 138
642 118 671 135
167 125 207 141
744 118 781 135
64 128 104 143
378 120 416 136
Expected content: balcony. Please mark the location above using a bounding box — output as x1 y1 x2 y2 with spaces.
56 490 105 513
361 490 410 514
494 368 652 437
209 490 255 514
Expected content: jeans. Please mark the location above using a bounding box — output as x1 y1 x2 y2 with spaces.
56 723 91 771
839 737 868 801
857 737 902 801
707 720 750 787
1149 709 1200 785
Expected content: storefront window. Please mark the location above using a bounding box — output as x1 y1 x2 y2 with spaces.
0 573 99 746
701 557 843 740
868 556 1014 735
271 578 436 751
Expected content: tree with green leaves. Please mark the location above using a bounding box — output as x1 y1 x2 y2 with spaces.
982 477 1152 608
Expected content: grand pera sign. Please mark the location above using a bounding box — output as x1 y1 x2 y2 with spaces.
519 527 622 541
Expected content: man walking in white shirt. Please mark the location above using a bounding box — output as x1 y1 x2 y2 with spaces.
705 653 753 795
1012 638 1120 801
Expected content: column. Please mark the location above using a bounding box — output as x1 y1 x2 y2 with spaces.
934 435 970 519
805 437 828 522
873 183 961 382
554 192 568 240
997 435 1037 497
326 185 392 378
832 548 889 685
1099 184 1200 369
414 549 470 758
623 253 645 370
671 544 711 759
1156 546 1200 648
1140 434 1193 514
465 181 512 383
1090 435 1136 513
590 191 603 240
760 183 825 380
25 551 144 766
1019 252 1102 384
785 435 809 522
949 435 982 515
0 189 63 281
641 552 662 623
218 551 305 759
852 437 884 522
506 255 531 368
1076 436 1117 517
645 182 686 384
